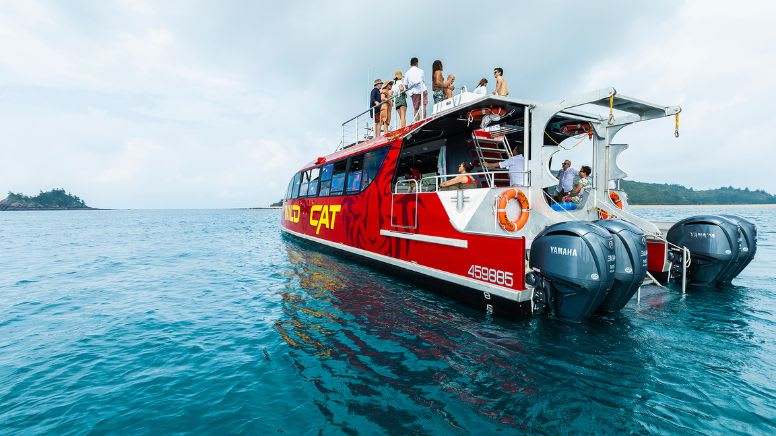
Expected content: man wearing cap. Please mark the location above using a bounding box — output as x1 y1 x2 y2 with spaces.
370 79 383 136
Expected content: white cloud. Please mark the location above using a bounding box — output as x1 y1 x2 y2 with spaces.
0 0 773 208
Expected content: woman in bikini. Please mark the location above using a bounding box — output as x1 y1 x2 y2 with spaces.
440 161 478 190
432 60 455 103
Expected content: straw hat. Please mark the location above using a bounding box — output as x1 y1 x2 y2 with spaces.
393 70 403 80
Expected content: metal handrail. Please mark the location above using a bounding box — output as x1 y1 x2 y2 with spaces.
339 84 473 150
394 170 531 193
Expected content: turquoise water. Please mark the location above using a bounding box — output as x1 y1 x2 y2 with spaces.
0 207 774 434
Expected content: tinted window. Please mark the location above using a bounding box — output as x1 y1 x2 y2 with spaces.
319 163 333 196
299 170 310 197
307 167 320 197
362 147 389 189
321 163 333 181
347 155 364 193
330 160 348 196
290 172 302 199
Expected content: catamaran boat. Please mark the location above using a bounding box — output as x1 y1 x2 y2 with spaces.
279 87 757 321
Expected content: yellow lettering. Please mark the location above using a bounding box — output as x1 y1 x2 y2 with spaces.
328 205 341 228
310 204 322 228
316 206 329 235
291 205 300 223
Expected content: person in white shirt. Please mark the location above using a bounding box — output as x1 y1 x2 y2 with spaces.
482 145 526 186
473 78 488 95
404 57 428 121
555 159 576 199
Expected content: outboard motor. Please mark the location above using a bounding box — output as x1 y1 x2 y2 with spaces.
719 215 758 285
528 222 616 321
666 215 743 289
594 220 648 312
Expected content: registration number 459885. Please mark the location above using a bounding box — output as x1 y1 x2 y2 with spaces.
467 265 513 287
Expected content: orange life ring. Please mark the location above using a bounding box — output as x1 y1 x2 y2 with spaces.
610 191 624 209
497 188 530 232
467 107 507 121
559 123 591 136
600 191 624 219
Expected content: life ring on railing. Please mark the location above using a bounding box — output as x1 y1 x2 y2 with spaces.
497 188 530 232
467 107 508 122
559 123 591 136
610 191 624 209
600 191 624 219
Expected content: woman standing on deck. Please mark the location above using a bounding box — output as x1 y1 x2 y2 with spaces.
393 70 407 129
379 81 394 136
432 60 455 103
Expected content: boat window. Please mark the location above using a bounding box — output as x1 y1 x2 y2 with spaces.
290 172 302 199
298 170 310 197
393 139 444 192
329 160 348 196
307 167 320 197
319 163 334 196
362 146 389 189
346 155 364 194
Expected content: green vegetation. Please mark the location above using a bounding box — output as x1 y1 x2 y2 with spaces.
0 189 91 210
621 180 776 205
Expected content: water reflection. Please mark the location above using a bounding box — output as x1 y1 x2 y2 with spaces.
276 238 652 432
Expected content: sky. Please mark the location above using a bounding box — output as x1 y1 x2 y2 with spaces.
1 0 775 208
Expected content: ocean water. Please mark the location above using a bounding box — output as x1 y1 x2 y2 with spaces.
0 207 774 434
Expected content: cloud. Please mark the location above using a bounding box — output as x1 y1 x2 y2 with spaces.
0 0 773 208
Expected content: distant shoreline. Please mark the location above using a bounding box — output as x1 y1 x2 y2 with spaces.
0 207 104 211
629 204 776 208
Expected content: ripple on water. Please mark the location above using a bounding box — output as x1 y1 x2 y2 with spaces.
0 209 774 434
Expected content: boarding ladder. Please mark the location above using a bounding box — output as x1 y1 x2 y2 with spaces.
471 125 520 187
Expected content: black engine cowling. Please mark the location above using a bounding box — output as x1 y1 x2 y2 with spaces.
719 215 757 285
594 220 648 312
666 215 745 289
529 222 616 321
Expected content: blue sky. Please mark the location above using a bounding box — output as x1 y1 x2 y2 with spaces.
1 0 774 208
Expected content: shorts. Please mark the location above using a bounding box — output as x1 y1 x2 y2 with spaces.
433 89 445 103
411 91 428 111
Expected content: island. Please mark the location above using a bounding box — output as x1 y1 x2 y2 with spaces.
621 181 776 205
0 189 95 211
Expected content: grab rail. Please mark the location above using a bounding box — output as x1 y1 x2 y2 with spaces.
339 85 473 150
393 170 531 194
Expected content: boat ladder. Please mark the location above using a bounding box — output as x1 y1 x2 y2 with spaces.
471 128 514 187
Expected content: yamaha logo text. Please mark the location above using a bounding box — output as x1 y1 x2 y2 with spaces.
550 246 578 257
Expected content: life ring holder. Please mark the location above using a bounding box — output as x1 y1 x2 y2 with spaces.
466 106 508 123
497 188 530 232
600 191 624 219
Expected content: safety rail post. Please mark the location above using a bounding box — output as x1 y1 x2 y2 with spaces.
681 246 688 294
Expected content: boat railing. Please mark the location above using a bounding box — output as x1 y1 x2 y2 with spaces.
394 170 531 194
339 85 473 150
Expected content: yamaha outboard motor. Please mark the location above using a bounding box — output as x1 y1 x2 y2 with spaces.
528 222 616 321
719 215 758 285
594 220 648 312
666 215 743 289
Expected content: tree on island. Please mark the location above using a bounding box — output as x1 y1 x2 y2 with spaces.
0 189 91 210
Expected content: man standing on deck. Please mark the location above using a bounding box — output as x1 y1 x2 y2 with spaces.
482 145 526 186
555 159 576 200
370 79 383 137
492 67 509 96
405 57 428 121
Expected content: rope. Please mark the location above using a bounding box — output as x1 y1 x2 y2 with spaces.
608 92 615 125
544 131 559 145
674 113 680 138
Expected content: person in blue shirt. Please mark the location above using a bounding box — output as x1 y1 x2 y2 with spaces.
370 79 383 136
